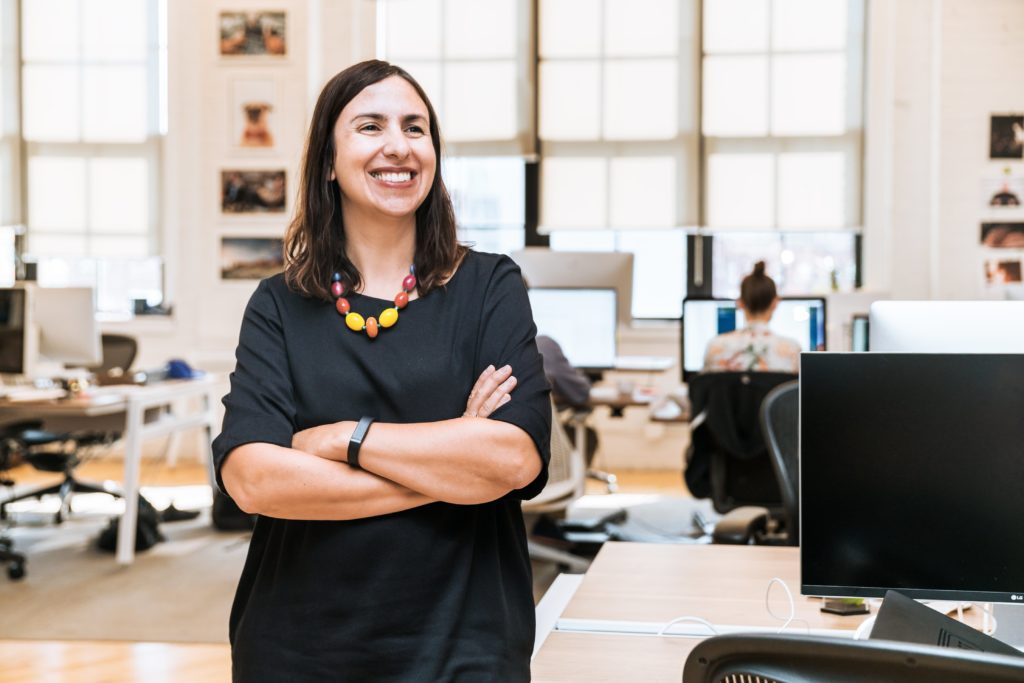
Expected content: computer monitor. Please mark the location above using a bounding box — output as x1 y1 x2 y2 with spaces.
512 248 633 326
801 353 1024 603
528 287 617 370
680 297 827 380
851 314 869 352
0 287 28 374
869 300 1024 352
34 287 102 367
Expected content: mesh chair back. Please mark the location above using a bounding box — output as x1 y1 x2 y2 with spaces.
683 633 1024 683
760 380 799 544
523 402 585 509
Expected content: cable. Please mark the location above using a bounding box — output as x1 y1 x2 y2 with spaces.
980 602 998 636
765 577 808 634
853 614 877 640
658 616 719 637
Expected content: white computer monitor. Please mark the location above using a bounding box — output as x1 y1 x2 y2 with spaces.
869 300 1024 352
34 286 102 367
512 248 633 326
528 287 617 370
680 297 827 379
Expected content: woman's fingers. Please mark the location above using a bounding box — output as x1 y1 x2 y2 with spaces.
464 364 514 417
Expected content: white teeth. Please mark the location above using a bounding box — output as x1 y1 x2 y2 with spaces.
371 171 412 183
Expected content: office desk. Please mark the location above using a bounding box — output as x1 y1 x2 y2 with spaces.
532 631 698 683
0 376 222 565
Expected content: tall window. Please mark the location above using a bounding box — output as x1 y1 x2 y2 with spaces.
702 0 863 297
20 0 165 315
0 0 19 229
539 0 699 319
378 0 533 254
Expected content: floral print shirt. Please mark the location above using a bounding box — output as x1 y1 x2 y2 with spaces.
703 321 801 373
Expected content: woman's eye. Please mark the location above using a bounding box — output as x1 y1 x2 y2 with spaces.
406 125 425 135
360 123 381 132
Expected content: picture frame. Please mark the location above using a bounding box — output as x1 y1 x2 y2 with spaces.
229 77 280 152
980 222 1024 249
989 115 1024 160
220 237 285 280
219 11 287 58
221 169 287 214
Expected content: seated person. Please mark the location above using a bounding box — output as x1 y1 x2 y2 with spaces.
703 261 800 373
535 335 599 464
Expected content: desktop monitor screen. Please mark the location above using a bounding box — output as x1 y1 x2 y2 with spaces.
528 288 616 370
801 353 1024 603
869 300 1024 352
680 297 826 379
34 287 101 366
512 249 633 326
0 288 27 374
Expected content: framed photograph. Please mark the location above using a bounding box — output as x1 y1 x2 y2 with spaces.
982 177 1024 208
219 11 287 57
984 259 1023 285
231 78 278 150
989 115 1024 160
220 237 285 280
221 170 286 214
981 222 1024 249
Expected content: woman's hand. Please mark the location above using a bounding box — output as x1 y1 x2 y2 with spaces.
463 364 516 418
292 422 350 459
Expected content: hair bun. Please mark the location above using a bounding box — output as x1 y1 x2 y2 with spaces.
753 260 766 277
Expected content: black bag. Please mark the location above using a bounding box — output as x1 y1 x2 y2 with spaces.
212 489 257 531
96 494 165 552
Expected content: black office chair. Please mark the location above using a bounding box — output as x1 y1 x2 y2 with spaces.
0 427 28 579
759 380 799 546
682 633 1024 682
0 335 138 524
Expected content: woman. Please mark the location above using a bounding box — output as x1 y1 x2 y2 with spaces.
703 261 800 373
213 60 551 682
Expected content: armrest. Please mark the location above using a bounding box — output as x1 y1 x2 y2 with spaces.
712 505 769 544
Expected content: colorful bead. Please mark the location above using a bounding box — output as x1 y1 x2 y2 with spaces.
331 281 344 298
379 307 398 328
335 297 350 315
402 274 416 291
331 272 342 282
394 291 409 309
345 312 365 332
365 317 379 339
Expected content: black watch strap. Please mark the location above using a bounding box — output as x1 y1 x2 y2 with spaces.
347 416 375 469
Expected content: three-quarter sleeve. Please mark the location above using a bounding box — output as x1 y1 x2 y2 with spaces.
475 256 552 500
211 279 297 495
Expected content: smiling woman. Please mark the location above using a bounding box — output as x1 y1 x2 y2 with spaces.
212 60 551 682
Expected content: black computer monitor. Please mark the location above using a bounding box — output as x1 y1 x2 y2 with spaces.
528 287 617 371
0 288 27 375
679 297 826 381
801 353 1024 603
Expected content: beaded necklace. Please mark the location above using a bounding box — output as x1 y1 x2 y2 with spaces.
331 265 416 339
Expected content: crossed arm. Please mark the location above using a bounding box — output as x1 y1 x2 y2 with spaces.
221 364 542 520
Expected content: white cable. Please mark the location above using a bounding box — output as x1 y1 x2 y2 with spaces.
658 616 719 637
981 602 998 636
765 577 808 634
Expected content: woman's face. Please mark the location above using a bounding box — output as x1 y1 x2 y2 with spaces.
332 76 436 221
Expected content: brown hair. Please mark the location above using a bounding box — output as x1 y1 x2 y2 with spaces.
283 60 466 301
740 260 777 315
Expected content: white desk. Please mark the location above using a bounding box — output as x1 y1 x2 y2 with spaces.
0 375 222 565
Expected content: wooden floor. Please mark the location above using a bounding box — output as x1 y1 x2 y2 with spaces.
1 464 687 682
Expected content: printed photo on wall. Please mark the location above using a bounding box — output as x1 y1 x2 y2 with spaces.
220 237 285 280
982 177 1023 208
981 222 1024 249
984 259 1023 285
989 115 1024 160
221 170 286 213
231 79 277 149
220 12 286 57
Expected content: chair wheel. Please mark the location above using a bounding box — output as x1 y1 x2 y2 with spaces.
8 561 25 580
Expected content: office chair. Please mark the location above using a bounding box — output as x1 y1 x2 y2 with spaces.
759 380 799 546
521 402 591 572
684 371 797 544
0 428 28 579
682 633 1024 682
0 335 137 524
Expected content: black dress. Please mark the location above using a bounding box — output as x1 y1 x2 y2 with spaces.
212 250 551 682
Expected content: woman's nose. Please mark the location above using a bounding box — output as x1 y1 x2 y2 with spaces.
382 125 411 159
